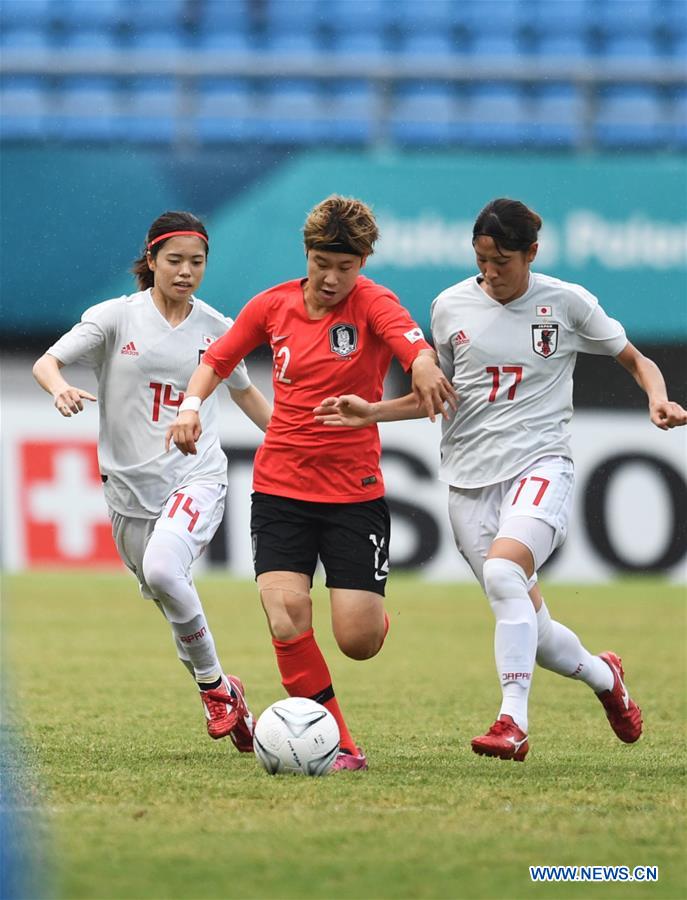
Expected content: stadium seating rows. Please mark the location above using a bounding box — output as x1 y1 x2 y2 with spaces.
1 0 685 148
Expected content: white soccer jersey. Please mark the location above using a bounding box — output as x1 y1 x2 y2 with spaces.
48 289 251 517
431 272 627 488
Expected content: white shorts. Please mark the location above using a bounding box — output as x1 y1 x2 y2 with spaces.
109 482 227 599
448 456 574 587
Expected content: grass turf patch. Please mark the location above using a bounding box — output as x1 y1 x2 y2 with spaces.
3 572 686 899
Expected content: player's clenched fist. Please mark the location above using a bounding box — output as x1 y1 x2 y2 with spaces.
649 399 687 430
166 410 202 455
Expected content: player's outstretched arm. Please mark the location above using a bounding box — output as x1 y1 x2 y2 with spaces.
166 362 223 455
32 352 97 417
314 393 430 427
410 350 458 422
229 384 272 432
616 342 687 430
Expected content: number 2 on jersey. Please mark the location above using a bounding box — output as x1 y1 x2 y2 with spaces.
486 366 523 402
149 382 184 422
274 346 292 384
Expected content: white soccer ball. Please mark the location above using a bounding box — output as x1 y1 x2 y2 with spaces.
253 697 340 776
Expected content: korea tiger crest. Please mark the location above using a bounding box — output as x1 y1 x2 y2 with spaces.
532 323 559 358
329 323 357 357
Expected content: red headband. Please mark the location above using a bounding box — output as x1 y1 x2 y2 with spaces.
147 230 209 250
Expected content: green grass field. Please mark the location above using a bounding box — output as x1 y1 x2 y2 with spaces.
2 572 686 900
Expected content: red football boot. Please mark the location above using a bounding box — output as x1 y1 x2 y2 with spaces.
201 674 254 750
596 652 643 743
471 714 529 762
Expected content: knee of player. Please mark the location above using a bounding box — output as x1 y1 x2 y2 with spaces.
142 549 180 598
335 628 384 661
259 586 312 640
483 557 528 602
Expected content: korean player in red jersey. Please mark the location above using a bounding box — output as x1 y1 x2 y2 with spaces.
167 195 456 771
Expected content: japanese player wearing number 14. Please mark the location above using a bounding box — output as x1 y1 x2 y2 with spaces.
33 211 272 749
315 197 687 762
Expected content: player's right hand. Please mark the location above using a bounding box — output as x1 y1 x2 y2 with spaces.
166 411 202 455
53 387 97 417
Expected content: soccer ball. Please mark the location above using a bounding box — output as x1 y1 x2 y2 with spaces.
253 697 340 776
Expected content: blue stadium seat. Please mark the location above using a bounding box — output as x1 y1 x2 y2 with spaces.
594 86 668 148
326 0 391 33
463 84 530 147
528 85 585 148
329 32 389 57
325 82 377 144
256 81 327 143
52 0 130 29
461 0 528 32
199 0 252 32
121 81 179 142
390 84 460 146
596 0 661 36
466 32 524 61
49 77 123 142
263 0 326 33
398 31 457 59
194 79 254 143
195 27 253 54
669 32 687 60
262 29 320 55
0 0 52 28
123 0 187 28
662 0 687 35
528 0 592 36
0 77 49 140
128 28 189 53
391 0 458 31
0 26 52 54
59 28 122 55
602 34 661 61
534 34 592 60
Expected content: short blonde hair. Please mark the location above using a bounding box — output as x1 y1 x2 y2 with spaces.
303 194 379 257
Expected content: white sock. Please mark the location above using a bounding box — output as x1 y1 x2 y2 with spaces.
170 614 222 685
483 558 537 732
536 600 613 693
153 600 196 679
143 532 222 685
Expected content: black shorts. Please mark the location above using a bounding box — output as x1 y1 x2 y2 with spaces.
250 492 391 595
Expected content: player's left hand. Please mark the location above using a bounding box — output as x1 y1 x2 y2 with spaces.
313 395 376 428
649 399 687 430
165 410 202 454
410 354 457 422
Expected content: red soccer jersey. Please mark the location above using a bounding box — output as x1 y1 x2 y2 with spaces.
204 275 431 502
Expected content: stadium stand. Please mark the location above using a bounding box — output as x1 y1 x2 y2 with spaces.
0 0 684 150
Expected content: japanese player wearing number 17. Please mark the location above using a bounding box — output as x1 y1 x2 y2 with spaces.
315 198 687 762
33 211 272 750
167 195 456 772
